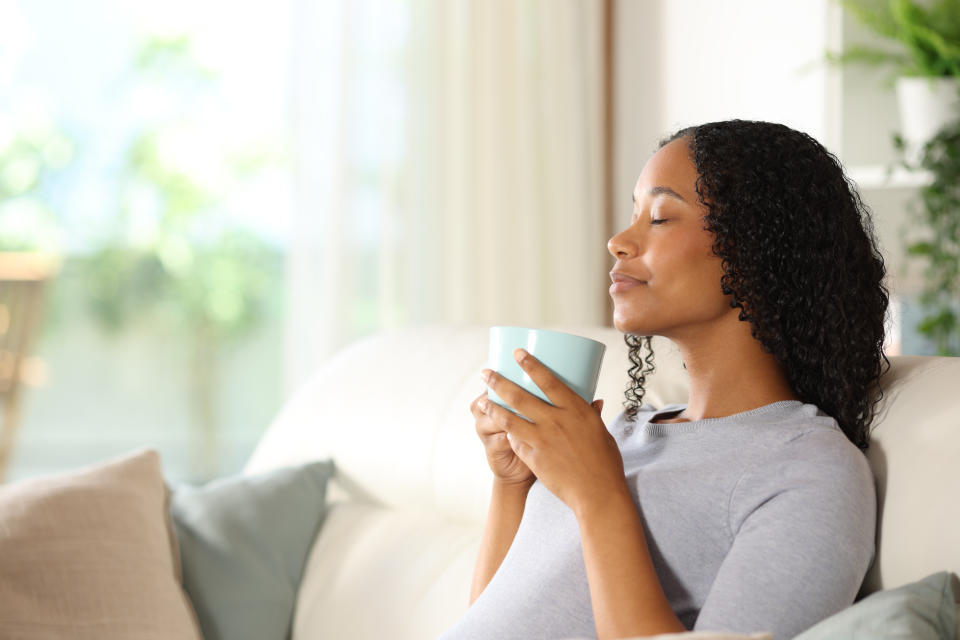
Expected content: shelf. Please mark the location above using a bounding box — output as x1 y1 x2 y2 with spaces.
847 165 934 191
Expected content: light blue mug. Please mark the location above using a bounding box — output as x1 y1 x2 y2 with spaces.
486 326 606 420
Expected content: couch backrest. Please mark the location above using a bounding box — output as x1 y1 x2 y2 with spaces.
857 354 960 595
246 324 959 595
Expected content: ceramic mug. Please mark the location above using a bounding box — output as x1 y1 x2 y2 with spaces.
486 326 606 420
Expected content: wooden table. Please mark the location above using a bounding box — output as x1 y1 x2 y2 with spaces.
0 252 60 481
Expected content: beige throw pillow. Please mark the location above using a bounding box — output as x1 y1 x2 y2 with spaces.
0 449 202 639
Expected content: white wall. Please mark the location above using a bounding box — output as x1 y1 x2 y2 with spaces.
659 0 831 139
614 0 834 230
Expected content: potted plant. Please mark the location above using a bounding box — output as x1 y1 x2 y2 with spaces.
829 0 960 163
896 119 960 356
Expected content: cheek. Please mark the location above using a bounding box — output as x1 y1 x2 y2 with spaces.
664 230 716 269
673 235 727 298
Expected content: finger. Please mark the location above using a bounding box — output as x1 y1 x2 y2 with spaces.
506 429 534 463
511 348 580 408
470 392 487 420
476 392 538 442
592 399 604 414
476 416 507 438
481 367 555 421
474 395 516 437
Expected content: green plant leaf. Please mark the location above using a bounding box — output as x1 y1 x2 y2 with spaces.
838 0 901 40
834 0 960 77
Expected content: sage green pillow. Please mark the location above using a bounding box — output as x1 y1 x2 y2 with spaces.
794 571 957 640
170 460 335 640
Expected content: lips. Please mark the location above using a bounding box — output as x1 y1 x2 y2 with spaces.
609 271 647 285
609 270 648 294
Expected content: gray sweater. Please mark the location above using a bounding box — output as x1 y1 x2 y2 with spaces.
438 400 877 640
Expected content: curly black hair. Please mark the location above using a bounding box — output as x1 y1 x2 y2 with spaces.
621 119 891 450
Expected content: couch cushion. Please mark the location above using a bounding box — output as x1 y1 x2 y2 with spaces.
0 449 202 640
293 500 481 639
794 571 957 639
171 459 335 640
861 356 960 594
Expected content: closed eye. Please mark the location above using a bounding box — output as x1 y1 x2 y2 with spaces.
630 215 669 226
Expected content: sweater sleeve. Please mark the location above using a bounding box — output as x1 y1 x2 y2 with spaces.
693 428 877 640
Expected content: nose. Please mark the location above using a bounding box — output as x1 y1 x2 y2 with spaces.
607 225 639 259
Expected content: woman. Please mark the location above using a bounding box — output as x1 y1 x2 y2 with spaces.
440 120 890 640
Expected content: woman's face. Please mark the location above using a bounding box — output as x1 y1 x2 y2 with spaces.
607 137 734 339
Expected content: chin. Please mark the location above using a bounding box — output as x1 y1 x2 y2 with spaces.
612 314 648 337
612 308 668 339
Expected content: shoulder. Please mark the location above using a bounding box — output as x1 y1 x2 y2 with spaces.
736 402 872 476
729 410 877 536
768 409 873 486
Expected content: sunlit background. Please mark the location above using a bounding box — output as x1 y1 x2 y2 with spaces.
0 0 954 484
1 0 292 481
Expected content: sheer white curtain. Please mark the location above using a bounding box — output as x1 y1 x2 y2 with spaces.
286 0 610 393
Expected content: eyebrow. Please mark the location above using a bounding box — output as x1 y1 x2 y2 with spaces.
632 186 687 205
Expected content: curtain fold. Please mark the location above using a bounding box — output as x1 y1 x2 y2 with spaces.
287 0 610 394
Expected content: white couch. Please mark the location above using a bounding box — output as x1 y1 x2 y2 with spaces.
245 324 960 639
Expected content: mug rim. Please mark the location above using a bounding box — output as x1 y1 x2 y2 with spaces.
490 325 606 348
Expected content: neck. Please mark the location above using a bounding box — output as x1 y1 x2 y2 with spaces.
666 310 800 422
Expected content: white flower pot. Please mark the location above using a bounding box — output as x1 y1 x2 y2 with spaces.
895 76 960 165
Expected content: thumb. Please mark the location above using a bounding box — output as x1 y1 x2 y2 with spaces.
592 399 604 414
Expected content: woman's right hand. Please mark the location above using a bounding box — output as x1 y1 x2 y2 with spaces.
472 391 534 485
471 390 604 486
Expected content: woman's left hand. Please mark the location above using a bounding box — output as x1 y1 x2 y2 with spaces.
478 348 629 518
